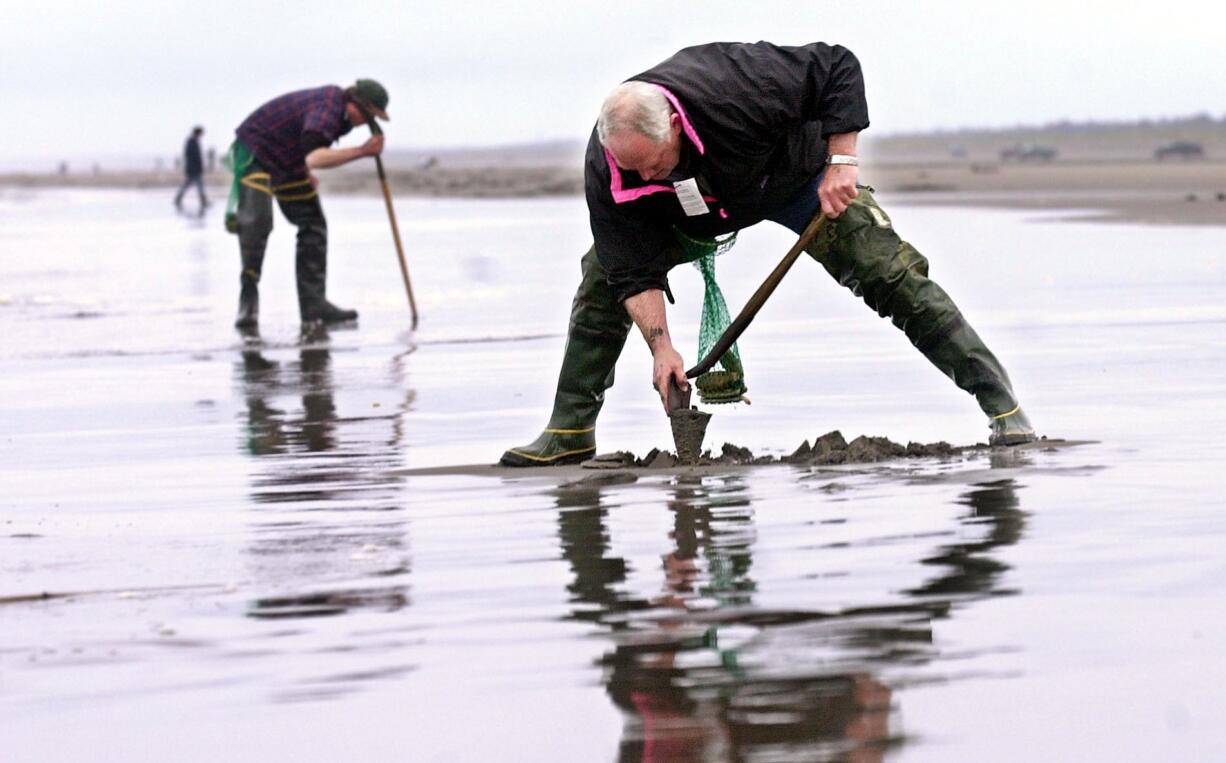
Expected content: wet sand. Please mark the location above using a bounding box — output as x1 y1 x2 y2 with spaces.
870 159 1226 227
4 157 1225 225
403 436 1094 481
2 189 1225 761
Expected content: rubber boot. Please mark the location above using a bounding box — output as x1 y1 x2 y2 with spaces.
280 195 359 325
303 301 358 324
919 318 1036 446
234 174 273 329
235 277 260 329
989 406 1036 447
804 189 1035 445
501 246 632 466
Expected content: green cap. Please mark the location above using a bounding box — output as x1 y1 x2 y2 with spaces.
349 79 390 121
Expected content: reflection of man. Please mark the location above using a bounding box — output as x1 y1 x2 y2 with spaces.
235 336 413 627
227 80 389 329
173 125 208 211
239 340 337 457
590 481 895 761
503 42 1035 466
906 478 1025 598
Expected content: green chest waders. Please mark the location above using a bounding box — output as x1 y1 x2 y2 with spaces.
225 140 356 328
801 189 1035 445
500 245 633 466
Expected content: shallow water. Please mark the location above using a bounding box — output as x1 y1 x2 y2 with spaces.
2 188 1224 761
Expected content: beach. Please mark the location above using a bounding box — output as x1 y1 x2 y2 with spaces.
6 153 1224 225
2 174 1225 761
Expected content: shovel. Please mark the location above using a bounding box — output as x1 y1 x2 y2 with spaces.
666 212 829 463
361 108 420 329
666 376 709 465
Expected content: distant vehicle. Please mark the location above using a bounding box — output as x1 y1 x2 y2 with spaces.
1000 144 1058 162
1154 140 1205 160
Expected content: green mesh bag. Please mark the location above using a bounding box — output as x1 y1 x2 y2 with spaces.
222 141 254 234
673 228 748 404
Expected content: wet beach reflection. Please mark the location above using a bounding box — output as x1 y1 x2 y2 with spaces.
233 328 416 695
556 471 1026 761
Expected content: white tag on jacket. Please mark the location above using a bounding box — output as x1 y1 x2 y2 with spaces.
672 178 709 216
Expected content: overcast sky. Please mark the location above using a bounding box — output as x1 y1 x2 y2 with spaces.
2 0 1221 164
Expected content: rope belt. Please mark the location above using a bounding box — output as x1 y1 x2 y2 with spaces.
224 141 319 233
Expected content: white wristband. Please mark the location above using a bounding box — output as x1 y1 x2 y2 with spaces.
826 154 858 166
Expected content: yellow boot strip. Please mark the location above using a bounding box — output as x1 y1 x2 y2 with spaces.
502 446 596 463
990 405 1021 420
503 427 596 462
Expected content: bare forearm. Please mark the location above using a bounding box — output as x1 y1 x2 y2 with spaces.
305 146 368 171
820 131 860 217
623 289 673 354
827 131 859 157
625 288 689 412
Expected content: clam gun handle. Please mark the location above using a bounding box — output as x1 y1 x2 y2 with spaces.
358 104 420 329
685 213 827 379
667 376 692 414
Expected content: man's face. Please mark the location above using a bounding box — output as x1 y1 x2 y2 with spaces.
345 102 368 125
606 115 683 182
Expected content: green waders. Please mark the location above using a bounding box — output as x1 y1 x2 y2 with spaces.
502 189 1033 466
230 150 358 328
500 246 633 466
803 188 1034 445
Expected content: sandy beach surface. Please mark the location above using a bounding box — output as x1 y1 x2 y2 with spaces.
5 154 1225 225
2 184 1225 761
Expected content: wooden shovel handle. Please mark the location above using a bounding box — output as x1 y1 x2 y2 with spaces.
685 213 827 379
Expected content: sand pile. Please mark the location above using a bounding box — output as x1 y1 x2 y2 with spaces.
581 430 959 470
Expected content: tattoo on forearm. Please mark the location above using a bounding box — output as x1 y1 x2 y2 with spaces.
645 327 664 346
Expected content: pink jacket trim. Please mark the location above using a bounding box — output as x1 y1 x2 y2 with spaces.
650 84 705 155
604 148 675 203
603 85 713 207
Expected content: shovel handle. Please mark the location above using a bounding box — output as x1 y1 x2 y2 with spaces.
685 213 827 379
359 106 419 329
666 376 692 415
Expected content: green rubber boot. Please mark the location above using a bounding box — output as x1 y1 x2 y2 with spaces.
989 406 1037 447
919 318 1036 446
804 189 1036 445
501 246 632 467
233 172 272 330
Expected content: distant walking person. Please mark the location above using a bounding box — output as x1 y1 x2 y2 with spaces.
225 80 389 329
174 126 208 210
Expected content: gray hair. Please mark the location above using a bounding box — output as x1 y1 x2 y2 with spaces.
597 81 673 146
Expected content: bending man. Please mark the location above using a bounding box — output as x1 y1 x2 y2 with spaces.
228 79 389 329
502 42 1035 466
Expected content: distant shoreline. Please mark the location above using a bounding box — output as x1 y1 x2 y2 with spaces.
3 158 1224 227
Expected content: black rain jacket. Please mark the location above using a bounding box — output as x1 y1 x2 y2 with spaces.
584 41 870 303
184 136 204 178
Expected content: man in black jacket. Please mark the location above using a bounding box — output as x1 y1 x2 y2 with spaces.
174 126 208 211
502 42 1035 466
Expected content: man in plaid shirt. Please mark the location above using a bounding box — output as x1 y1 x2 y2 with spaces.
229 79 389 329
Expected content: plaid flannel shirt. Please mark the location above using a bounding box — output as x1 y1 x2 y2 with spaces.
236 85 353 186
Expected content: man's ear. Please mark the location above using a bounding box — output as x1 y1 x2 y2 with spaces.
670 113 682 136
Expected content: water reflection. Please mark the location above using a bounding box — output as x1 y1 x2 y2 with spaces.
234 328 414 624
906 478 1025 599
557 473 1026 762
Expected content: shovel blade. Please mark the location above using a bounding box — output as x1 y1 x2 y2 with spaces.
670 408 711 465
